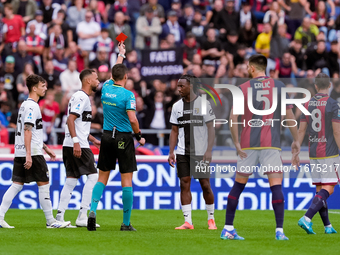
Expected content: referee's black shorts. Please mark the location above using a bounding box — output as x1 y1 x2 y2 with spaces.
12 155 49 183
97 130 137 173
63 147 98 178
176 154 211 179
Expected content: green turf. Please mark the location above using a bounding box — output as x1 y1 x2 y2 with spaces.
1 209 340 255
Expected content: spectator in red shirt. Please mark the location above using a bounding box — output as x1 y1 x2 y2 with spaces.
0 3 25 57
274 51 298 79
23 23 44 73
39 89 60 144
183 32 201 68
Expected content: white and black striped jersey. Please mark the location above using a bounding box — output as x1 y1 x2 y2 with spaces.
63 90 92 148
14 98 43 157
169 96 215 156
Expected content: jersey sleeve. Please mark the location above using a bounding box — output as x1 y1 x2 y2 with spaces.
204 100 215 123
24 105 38 126
169 104 178 125
69 94 85 117
332 101 340 123
125 91 136 111
300 112 307 122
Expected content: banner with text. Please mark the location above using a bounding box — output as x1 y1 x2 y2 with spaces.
0 159 339 210
141 48 184 82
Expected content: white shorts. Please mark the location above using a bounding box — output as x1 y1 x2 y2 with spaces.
309 157 340 185
237 149 282 176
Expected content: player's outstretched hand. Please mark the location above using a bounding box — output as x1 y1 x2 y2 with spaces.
47 149 56 161
291 140 300 156
235 143 247 160
203 151 212 164
24 155 32 170
73 143 82 158
93 139 101 149
118 42 126 55
168 152 176 168
138 137 146 146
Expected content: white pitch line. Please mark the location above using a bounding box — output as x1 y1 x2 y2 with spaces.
328 211 340 214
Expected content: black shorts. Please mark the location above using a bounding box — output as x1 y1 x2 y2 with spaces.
97 130 137 173
12 155 49 183
63 147 97 178
176 154 211 179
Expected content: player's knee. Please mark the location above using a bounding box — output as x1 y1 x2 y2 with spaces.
200 180 212 193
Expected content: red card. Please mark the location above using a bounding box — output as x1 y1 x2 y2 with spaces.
116 33 128 42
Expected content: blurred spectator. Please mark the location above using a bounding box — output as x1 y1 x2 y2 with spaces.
160 10 185 46
136 96 146 129
0 101 10 127
180 4 194 30
94 28 114 55
201 28 224 64
217 0 239 35
278 0 307 37
41 60 60 89
89 47 110 70
238 19 258 50
26 10 48 40
16 62 33 100
12 0 37 23
125 78 139 98
108 0 130 23
108 11 132 52
233 44 247 67
53 9 73 45
12 40 35 74
205 0 224 29
306 39 330 76
52 44 68 74
44 24 67 62
66 0 86 36
255 22 272 58
40 0 61 25
60 59 82 95
125 50 141 70
239 0 257 28
129 67 147 97
39 89 60 144
263 1 285 25
330 79 340 102
0 76 13 106
274 51 298 78
171 0 185 27
289 39 306 72
88 0 106 24
183 32 201 68
140 0 165 23
66 41 85 72
135 7 162 50
185 8 205 44
328 40 340 78
1 3 25 57
270 21 290 60
1 56 19 102
76 10 101 66
223 30 239 56
24 23 44 73
310 1 336 42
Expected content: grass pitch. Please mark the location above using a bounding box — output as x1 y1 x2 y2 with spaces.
1 209 340 255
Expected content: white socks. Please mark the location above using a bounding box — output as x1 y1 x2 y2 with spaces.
38 184 54 224
206 204 215 220
304 216 311 222
56 178 77 221
78 173 98 219
0 183 23 220
276 228 284 233
182 204 192 225
224 225 234 231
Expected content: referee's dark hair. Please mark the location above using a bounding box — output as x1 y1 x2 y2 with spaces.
248 54 267 71
315 73 330 90
112 64 128 81
26 74 46 92
179 74 201 93
79 69 96 82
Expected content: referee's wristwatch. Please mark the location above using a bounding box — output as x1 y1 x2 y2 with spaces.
134 130 142 141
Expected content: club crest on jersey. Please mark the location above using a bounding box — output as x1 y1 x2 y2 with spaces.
118 141 125 149
194 108 199 114
75 104 80 110
27 112 32 119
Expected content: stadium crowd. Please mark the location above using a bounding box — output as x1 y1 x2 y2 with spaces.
0 0 340 146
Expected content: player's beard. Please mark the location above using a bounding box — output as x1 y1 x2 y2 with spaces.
91 86 97 92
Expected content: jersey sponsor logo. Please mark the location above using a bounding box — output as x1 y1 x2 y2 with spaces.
183 110 192 114
309 135 327 143
36 118 43 129
75 104 81 110
15 144 25 150
130 100 136 109
27 112 33 120
105 93 117 98
308 101 327 106
178 119 203 125
82 111 92 122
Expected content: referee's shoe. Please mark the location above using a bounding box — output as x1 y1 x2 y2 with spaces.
120 223 137 231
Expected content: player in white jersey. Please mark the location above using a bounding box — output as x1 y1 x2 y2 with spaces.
0 74 70 229
168 74 217 230
56 69 101 227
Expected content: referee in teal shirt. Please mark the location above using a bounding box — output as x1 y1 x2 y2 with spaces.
88 42 145 231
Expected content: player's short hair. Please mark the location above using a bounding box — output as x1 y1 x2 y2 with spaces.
79 69 96 82
111 64 128 81
248 54 267 71
26 74 45 92
315 73 330 90
179 74 201 93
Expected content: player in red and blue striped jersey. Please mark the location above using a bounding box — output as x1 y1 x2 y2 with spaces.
221 54 300 241
297 73 340 234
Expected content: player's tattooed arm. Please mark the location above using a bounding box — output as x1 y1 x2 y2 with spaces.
43 143 48 150
24 124 33 131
